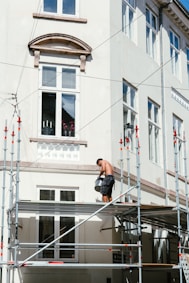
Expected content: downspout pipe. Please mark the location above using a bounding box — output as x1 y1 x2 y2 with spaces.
159 0 173 206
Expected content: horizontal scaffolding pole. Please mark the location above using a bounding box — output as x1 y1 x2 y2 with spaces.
18 243 140 247
20 262 140 269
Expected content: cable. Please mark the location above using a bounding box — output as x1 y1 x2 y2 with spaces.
1 1 189 168
15 0 42 97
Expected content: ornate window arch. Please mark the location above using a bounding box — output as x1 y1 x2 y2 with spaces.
28 33 92 71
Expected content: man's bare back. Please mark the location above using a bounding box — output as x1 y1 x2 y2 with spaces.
97 159 113 176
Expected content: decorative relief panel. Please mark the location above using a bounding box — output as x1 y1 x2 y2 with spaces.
37 142 80 161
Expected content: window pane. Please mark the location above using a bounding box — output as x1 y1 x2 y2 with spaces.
175 36 179 49
41 93 56 136
128 0 135 8
148 100 152 119
62 94 75 137
42 66 56 87
155 127 159 163
60 191 75 201
146 8 150 23
146 26 150 54
39 216 54 258
152 14 156 29
63 0 75 15
62 68 76 89
187 48 189 60
40 190 55 200
123 81 128 103
154 105 158 123
148 124 153 160
122 1 126 23
170 31 173 44
123 109 128 125
59 217 75 258
129 10 134 38
130 89 135 108
44 0 57 12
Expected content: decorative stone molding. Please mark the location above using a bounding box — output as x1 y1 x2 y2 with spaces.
28 33 92 71
34 50 40 67
33 13 87 23
30 137 88 147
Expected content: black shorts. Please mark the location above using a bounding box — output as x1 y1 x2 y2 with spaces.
100 175 115 197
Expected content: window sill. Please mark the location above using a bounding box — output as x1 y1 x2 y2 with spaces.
30 137 88 147
33 13 87 23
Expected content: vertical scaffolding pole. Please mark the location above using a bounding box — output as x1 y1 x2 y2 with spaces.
173 130 183 283
125 135 133 267
7 127 15 283
126 136 131 203
1 121 8 263
119 137 124 203
183 132 189 243
135 125 142 283
14 114 21 265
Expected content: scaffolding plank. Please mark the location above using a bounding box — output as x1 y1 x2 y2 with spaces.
17 201 187 232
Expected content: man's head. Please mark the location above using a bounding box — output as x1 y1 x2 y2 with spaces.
96 158 103 166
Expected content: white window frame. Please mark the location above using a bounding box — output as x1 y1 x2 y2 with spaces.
187 47 189 87
39 63 80 139
123 80 137 151
122 0 136 40
148 99 160 164
43 0 79 17
146 7 158 60
170 30 180 77
37 187 79 262
173 115 184 176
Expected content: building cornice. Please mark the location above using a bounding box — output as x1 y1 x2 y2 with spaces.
156 0 189 36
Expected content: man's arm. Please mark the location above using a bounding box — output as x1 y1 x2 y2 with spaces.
99 161 106 176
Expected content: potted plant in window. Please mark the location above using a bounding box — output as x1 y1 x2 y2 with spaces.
69 121 75 136
63 122 68 136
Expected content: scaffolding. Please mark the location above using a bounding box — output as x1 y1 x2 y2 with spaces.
1 121 189 283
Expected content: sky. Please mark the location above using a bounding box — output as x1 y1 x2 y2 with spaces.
179 0 189 11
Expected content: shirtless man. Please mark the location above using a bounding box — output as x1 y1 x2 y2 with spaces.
96 158 115 202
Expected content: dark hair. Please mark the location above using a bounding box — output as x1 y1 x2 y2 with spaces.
96 158 103 165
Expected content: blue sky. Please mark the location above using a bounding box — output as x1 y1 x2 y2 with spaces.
179 0 189 11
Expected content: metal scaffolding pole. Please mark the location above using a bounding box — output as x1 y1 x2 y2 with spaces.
126 136 131 202
119 137 124 203
183 132 189 243
125 134 133 267
173 130 183 283
14 114 21 265
7 126 15 283
135 125 142 283
1 121 8 262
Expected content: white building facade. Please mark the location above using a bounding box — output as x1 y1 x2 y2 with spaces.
0 0 189 282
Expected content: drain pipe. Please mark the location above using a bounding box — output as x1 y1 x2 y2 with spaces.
159 0 173 206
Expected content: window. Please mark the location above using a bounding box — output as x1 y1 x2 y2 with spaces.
38 188 76 260
146 8 158 59
123 80 136 150
122 0 135 39
173 115 184 175
40 64 79 138
148 100 160 163
187 47 189 86
170 30 180 77
43 0 78 16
